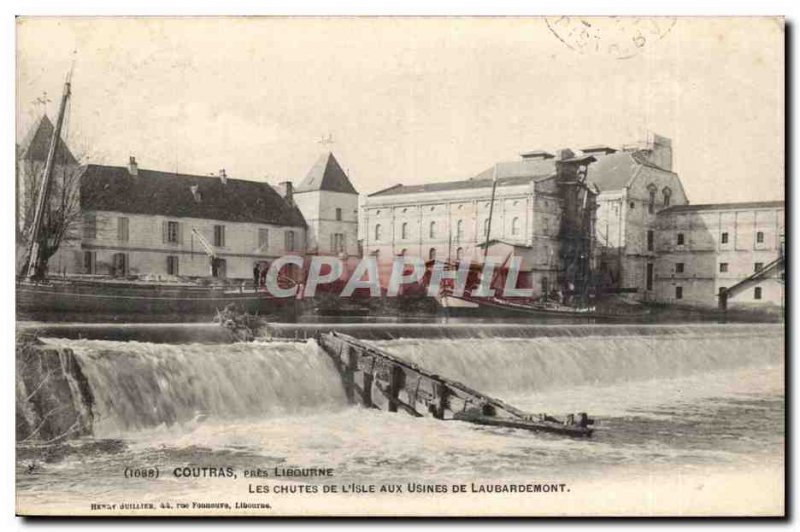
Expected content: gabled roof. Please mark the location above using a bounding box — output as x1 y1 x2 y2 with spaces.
368 174 553 197
585 150 677 192
80 165 307 227
296 152 358 194
18 114 77 165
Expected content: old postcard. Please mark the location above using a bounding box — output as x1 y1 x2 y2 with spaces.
14 16 785 517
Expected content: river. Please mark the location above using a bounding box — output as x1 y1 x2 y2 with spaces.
16 323 784 516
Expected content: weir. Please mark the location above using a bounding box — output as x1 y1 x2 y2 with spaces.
317 332 594 437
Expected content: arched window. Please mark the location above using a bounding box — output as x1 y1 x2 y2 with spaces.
401 222 408 240
374 224 382 241
456 247 464 261
429 221 436 239
456 220 464 241
663 187 672 207
483 218 490 236
511 217 521 236
429 248 436 261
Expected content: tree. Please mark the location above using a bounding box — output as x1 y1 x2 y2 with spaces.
16 133 99 279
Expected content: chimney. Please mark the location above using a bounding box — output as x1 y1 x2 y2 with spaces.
556 148 576 161
280 181 294 206
520 150 555 160
128 156 138 176
219 168 228 184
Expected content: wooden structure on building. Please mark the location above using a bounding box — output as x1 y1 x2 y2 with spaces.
317 331 594 437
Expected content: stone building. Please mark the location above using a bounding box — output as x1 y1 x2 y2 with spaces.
654 201 785 310
292 152 360 259
16 114 79 243
588 133 689 300
363 149 596 294
46 158 308 280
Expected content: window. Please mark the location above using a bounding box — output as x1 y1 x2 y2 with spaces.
675 286 683 300
164 221 180 244
285 230 296 252
675 262 684 273
512 217 521 236
541 277 549 294
374 224 382 241
646 263 654 291
335 208 342 221
84 213 97 240
166 255 179 276
429 221 436 239
117 217 129 242
677 233 684 245
212 258 227 278
213 225 226 247
258 228 269 250
401 222 408 240
756 231 764 243
456 220 464 241
755 262 764 273
112 252 128 277
646 230 654 251
83 251 96 274
456 247 464 261
332 233 345 254
629 202 635 209
483 218 489 236
719 262 728 273
754 287 762 300
719 287 727 295
648 186 656 214
662 187 672 207
721 232 729 244
429 248 436 261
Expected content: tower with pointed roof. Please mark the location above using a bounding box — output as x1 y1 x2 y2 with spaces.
293 152 359 257
16 114 79 242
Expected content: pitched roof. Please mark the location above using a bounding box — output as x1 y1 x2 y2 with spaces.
18 114 77 165
80 165 307 227
659 201 785 214
587 150 676 192
368 174 552 197
296 152 358 194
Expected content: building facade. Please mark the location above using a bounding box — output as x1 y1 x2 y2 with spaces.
363 149 596 295
46 158 308 280
654 201 785 310
588 133 689 300
291 152 360 258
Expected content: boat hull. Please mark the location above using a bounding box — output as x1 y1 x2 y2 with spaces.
16 280 296 319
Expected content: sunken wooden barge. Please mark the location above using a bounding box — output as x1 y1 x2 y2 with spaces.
317 331 594 437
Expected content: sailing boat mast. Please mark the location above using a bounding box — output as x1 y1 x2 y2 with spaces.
24 70 72 279
482 164 498 261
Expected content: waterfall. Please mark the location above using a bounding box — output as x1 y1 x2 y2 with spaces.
44 339 348 436
371 327 783 394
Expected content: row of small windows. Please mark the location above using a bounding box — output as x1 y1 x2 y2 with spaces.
669 231 765 247
672 262 764 274
719 262 764 273
374 218 522 242
83 215 297 252
674 286 762 300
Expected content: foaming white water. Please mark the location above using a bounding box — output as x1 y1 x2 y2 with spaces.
372 330 784 395
43 339 348 436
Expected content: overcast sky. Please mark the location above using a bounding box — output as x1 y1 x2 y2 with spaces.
16 17 783 203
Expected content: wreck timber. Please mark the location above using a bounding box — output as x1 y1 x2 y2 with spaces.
317 331 593 437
